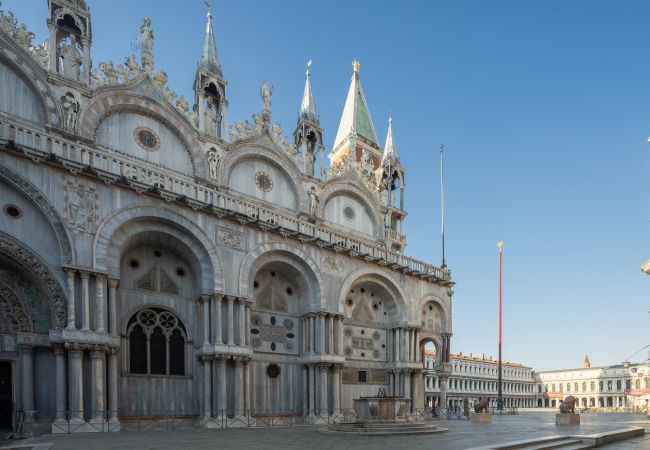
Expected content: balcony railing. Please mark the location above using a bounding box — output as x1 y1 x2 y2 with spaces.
0 116 451 282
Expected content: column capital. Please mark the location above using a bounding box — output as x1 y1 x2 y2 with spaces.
79 270 91 279
95 272 107 281
19 344 33 355
107 346 120 356
226 295 235 304
53 344 65 356
199 354 213 363
107 277 120 288
318 363 330 371
90 346 106 359
65 343 85 357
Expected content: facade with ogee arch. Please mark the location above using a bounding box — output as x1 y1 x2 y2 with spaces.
0 0 452 432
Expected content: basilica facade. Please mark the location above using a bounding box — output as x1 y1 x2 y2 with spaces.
0 0 452 432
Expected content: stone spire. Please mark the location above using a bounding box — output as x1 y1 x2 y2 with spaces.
583 354 590 368
332 60 379 153
199 3 222 77
299 60 317 123
381 114 399 166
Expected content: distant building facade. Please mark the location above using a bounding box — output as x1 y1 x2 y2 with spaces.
538 355 650 410
424 349 544 409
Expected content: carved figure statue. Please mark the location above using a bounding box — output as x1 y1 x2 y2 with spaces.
308 186 319 216
474 398 490 413
138 17 154 72
207 148 219 178
361 149 374 177
99 61 118 84
271 123 282 140
559 396 577 414
229 126 237 142
60 36 82 80
61 92 79 132
0 10 17 37
203 98 218 138
153 69 167 90
14 23 33 49
260 80 272 111
253 113 264 132
30 40 49 69
175 96 189 115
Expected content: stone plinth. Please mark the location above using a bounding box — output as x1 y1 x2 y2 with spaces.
353 397 411 422
471 412 492 423
556 413 580 425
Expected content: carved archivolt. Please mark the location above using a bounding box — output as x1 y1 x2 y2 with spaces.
0 231 67 329
0 280 33 332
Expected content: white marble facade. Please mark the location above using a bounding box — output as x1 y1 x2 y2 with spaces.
0 1 452 431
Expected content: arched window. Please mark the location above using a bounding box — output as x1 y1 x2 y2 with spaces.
635 379 641 389
625 380 631 390
582 382 587 392
126 308 189 376
616 380 621 390
574 382 578 392
590 381 595 392
607 380 612 391
599 381 603 391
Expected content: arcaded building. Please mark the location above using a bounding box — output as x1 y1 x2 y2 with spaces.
0 0 453 431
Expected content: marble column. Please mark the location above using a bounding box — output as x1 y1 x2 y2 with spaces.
54 346 66 421
308 364 315 415
238 300 246 346
319 364 328 415
440 377 449 410
302 366 309 414
47 24 57 72
227 297 235 345
308 315 315 354
393 329 399 362
68 345 84 421
95 274 106 332
20 345 34 413
82 38 91 85
413 371 421 411
214 295 223 344
302 318 307 353
107 278 118 335
210 295 218 344
80 271 90 330
90 347 105 420
332 366 341 413
389 372 395 395
66 269 76 329
244 360 250 411
245 305 251 346
201 297 210 346
107 348 119 422
327 315 334 354
216 358 226 416
234 358 243 414
201 356 211 419
318 313 325 354
404 370 411 401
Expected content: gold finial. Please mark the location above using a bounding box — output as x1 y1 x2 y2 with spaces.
497 241 504 249
352 60 360 73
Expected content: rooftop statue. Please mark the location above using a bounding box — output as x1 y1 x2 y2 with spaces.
138 17 154 72
261 80 272 112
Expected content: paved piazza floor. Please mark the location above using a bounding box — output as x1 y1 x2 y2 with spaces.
13 411 650 450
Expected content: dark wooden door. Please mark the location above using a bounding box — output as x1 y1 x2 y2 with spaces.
0 362 12 430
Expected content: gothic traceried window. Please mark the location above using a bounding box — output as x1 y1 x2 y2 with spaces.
126 308 188 376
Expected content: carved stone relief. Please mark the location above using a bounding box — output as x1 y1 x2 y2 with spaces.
249 311 298 355
216 227 246 251
322 254 345 275
64 180 98 233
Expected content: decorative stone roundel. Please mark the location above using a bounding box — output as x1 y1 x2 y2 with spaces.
255 171 273 192
343 206 355 221
134 126 161 151
283 318 293 330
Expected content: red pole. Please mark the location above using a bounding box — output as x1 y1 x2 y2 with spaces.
497 242 504 410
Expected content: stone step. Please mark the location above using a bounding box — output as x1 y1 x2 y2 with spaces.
524 439 589 450
332 421 429 429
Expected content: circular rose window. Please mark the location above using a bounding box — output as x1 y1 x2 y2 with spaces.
134 126 160 151
255 171 273 192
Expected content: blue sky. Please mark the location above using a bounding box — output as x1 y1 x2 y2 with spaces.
6 0 650 371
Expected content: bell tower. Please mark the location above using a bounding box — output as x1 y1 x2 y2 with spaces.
294 60 324 177
47 0 92 85
193 2 227 139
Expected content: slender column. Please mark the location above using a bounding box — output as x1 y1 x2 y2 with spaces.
227 297 235 345
414 329 420 362
214 295 222 344
337 316 344 355
68 345 84 421
393 329 399 362
332 366 341 412
107 278 118 335
319 364 328 414
90 347 105 420
308 315 315 354
389 372 395 395
238 300 246 346
54 346 66 421
82 38 91 85
95 274 106 332
308 364 315 415
20 345 34 413
302 317 307 353
404 370 411 401
327 315 334 354
440 376 449 410
210 295 217 344
201 297 209 346
318 313 325 354
107 348 119 421
245 305 251 346
217 358 226 416
80 271 90 330
234 358 244 414
66 269 76 329
201 356 211 419
47 24 57 71
302 366 309 414
244 360 250 411
399 328 405 362
413 371 421 411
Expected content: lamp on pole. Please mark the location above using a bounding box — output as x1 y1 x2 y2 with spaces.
497 241 504 411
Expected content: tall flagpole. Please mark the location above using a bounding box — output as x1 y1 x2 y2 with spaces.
497 241 504 410
440 144 446 268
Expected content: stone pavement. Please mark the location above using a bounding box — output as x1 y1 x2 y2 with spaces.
13 412 650 450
